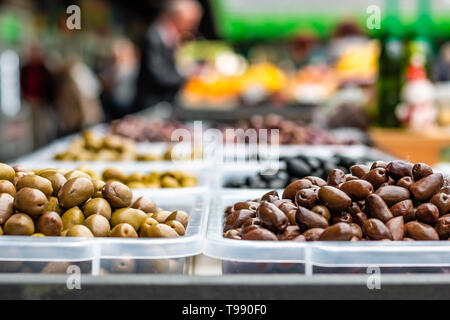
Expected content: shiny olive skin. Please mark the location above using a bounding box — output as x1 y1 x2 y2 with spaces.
0 180 16 196
58 178 94 209
110 223 138 238
375 186 410 206
102 181 132 208
4 214 35 236
350 165 370 179
340 180 374 201
131 197 156 214
110 208 146 232
405 221 439 241
435 215 450 240
234 201 259 212
412 163 433 181
279 226 301 241
165 220 186 236
84 214 110 237
390 200 415 221
362 168 388 189
257 201 288 233
224 229 241 240
410 173 444 202
332 212 353 225
386 161 413 180
166 210 190 228
386 216 405 241
152 210 173 223
261 190 279 202
304 176 327 187
416 203 440 224
66 225 94 238
371 161 388 170
430 192 450 216
327 169 346 187
349 223 363 239
319 223 354 241
14 188 49 217
0 193 14 224
312 205 331 222
296 207 329 232
318 186 352 212
224 209 255 232
363 219 393 240
295 188 318 209
143 224 179 238
283 179 312 201
37 212 63 236
365 194 393 223
84 198 112 220
397 176 414 190
39 172 67 196
0 164 15 182
241 217 262 229
61 207 85 230
303 228 325 241
242 228 278 241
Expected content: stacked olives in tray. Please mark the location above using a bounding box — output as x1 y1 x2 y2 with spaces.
224 160 450 242
225 154 375 189
0 163 189 238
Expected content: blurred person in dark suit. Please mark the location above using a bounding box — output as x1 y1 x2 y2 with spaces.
135 0 203 110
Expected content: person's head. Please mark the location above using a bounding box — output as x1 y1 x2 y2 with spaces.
163 0 203 39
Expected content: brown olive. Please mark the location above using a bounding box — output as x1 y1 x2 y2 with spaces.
295 188 318 209
224 209 255 232
350 165 370 179
331 212 353 225
261 190 279 202
234 201 259 212
295 207 329 232
349 223 363 239
303 228 324 241
405 221 439 241
363 219 393 240
58 178 94 208
416 203 440 224
430 192 450 216
410 173 444 202
277 226 300 241
312 205 331 222
283 179 312 201
397 176 414 190
386 161 413 180
242 228 278 241
14 188 49 217
37 212 63 236
412 163 433 181
340 180 374 201
362 168 388 189
386 216 405 241
318 186 352 212
257 201 288 233
375 186 410 207
371 161 388 170
365 194 393 223
435 215 450 240
304 176 327 187
319 223 354 241
390 200 415 221
224 229 241 240
327 169 346 186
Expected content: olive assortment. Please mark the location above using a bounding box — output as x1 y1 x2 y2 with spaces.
225 154 376 189
0 163 189 239
223 160 450 242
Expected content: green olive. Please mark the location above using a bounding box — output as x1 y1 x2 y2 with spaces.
166 210 189 228
4 214 35 236
110 259 136 274
39 172 67 196
0 193 14 224
161 176 180 188
142 224 179 238
84 214 110 237
0 164 15 182
165 220 186 236
66 225 94 238
139 217 159 237
110 223 138 238
110 208 146 231
45 197 62 215
131 196 156 214
152 210 172 223
83 198 112 220
0 180 16 196
16 175 53 198
37 212 63 236
103 168 127 182
64 170 91 180
61 207 85 230
102 181 132 208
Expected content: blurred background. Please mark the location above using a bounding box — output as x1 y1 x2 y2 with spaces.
0 0 449 165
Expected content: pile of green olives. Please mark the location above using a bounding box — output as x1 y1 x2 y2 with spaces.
0 163 189 238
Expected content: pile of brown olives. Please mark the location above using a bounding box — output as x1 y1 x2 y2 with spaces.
0 163 189 238
224 160 450 242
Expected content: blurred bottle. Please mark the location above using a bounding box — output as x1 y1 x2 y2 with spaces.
377 1 404 127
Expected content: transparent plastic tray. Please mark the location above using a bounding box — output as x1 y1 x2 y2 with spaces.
0 191 209 275
204 190 450 274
